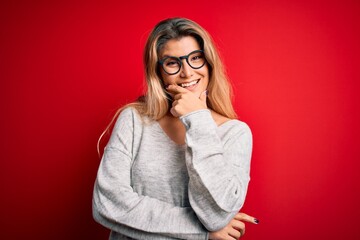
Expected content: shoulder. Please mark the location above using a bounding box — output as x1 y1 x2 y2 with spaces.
210 110 251 134
107 107 146 148
210 110 230 126
218 119 252 147
220 119 251 134
114 107 145 130
118 106 139 119
121 105 151 121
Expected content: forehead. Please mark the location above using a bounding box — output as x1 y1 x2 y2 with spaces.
160 36 200 58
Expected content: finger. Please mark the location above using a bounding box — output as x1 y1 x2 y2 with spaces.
173 93 184 100
166 84 189 94
231 219 245 236
171 102 181 115
234 212 259 224
239 227 245 238
170 107 179 118
240 229 245 238
228 227 241 239
225 234 237 240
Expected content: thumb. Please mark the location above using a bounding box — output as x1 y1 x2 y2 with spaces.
199 90 208 105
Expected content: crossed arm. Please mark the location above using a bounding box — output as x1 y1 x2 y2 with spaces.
93 96 257 239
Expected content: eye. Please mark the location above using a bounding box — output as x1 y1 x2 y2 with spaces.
190 53 204 62
166 61 178 66
164 58 180 68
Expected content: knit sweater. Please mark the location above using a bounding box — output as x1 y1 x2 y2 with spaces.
93 107 252 240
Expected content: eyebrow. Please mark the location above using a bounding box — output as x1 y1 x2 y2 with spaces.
160 49 201 59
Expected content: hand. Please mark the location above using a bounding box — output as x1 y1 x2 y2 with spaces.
166 84 207 117
209 212 259 240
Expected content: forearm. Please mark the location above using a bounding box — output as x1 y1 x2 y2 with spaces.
93 147 208 239
93 188 208 240
180 110 252 231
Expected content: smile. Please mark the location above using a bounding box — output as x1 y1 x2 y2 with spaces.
178 79 200 88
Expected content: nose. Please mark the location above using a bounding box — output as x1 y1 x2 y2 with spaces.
179 59 193 78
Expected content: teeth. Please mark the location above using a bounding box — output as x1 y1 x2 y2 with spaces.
180 80 198 88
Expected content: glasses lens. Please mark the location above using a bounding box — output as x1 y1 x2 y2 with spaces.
162 57 180 74
188 51 205 69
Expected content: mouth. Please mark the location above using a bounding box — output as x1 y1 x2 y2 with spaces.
178 79 200 89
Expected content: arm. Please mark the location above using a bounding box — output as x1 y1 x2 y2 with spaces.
180 110 253 231
93 108 208 240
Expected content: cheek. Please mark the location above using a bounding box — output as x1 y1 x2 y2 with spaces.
201 64 209 76
200 66 210 83
161 73 176 85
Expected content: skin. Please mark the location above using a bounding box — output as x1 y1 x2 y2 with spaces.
209 213 258 240
158 36 229 145
158 36 258 239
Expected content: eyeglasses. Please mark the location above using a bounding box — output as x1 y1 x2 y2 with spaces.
158 50 206 75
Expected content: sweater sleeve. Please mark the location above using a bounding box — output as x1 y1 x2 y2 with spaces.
180 109 253 231
92 108 208 240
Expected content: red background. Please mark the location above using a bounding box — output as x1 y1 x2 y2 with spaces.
1 0 359 239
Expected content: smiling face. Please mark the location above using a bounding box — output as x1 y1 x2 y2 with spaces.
159 36 209 98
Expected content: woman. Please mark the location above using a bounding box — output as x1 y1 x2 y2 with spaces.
93 17 258 240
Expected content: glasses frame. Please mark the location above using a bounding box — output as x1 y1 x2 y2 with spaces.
158 50 206 75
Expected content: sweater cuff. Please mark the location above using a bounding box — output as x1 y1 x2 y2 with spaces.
179 109 215 130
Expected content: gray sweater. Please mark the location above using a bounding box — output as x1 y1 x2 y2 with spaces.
93 108 252 240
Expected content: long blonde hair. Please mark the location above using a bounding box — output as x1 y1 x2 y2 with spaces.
98 17 237 155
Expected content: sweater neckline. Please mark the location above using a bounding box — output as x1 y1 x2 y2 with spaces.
153 121 187 148
153 118 238 147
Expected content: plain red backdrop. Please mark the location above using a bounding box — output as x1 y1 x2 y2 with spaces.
1 0 359 239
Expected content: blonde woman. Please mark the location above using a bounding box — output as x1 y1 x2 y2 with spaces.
93 18 259 240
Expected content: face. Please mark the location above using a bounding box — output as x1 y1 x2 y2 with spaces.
159 36 209 98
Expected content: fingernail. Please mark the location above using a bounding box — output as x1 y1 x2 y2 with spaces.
254 219 259 224
205 90 208 96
